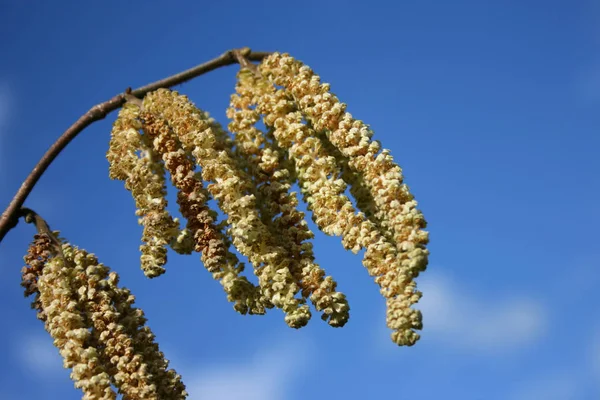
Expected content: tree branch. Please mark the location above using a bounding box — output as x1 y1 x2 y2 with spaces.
0 48 271 245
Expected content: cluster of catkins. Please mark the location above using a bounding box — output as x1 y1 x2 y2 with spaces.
22 233 186 400
105 52 429 346
20 51 428 400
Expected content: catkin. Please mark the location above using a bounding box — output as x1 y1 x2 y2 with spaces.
140 110 268 315
228 68 350 327
20 48 433 400
107 103 193 278
32 242 116 399
258 53 429 345
143 89 311 328
260 53 429 270
24 235 187 399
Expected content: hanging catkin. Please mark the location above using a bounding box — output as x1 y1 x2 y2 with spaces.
255 53 429 345
143 89 311 328
104 50 428 346
140 110 269 315
260 53 429 269
228 68 350 327
17 47 433 400
107 103 193 278
23 233 187 399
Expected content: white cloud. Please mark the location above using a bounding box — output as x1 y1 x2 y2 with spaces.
182 336 313 400
417 273 547 353
14 332 63 377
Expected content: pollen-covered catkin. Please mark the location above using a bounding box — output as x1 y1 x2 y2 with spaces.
108 281 187 400
228 68 350 327
143 89 310 328
140 110 268 315
106 103 192 278
254 84 416 339
256 58 426 345
72 248 161 400
260 53 429 274
24 230 187 399
315 129 385 238
34 243 116 399
87 262 187 400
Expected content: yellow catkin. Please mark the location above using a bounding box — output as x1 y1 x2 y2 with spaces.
228 69 350 327
108 281 187 400
199 113 269 280
256 55 426 345
73 249 160 399
314 128 385 236
141 110 268 315
260 53 429 271
35 244 116 399
25 233 187 399
81 256 187 400
143 89 310 328
106 103 193 278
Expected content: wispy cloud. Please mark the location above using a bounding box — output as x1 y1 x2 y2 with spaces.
14 332 63 377
182 336 313 400
417 273 547 353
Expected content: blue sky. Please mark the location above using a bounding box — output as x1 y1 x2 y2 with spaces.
1 0 599 399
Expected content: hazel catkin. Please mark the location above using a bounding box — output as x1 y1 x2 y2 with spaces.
140 110 268 315
228 68 350 327
24 234 187 399
258 53 429 345
107 103 192 278
143 89 311 328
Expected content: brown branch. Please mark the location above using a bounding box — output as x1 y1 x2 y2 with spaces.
0 48 272 245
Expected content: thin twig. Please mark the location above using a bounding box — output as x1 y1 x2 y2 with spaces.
0 48 272 245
